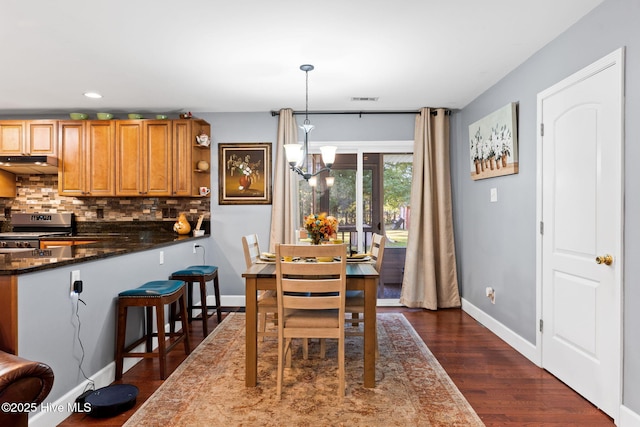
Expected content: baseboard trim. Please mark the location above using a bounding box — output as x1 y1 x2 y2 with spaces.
461 298 539 366
620 404 640 427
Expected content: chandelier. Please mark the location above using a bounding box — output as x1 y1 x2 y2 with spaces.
284 64 336 186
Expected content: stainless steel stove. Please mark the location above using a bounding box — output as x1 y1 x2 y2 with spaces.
0 213 74 249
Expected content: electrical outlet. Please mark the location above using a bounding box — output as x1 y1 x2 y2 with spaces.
70 270 80 295
485 286 496 304
193 243 197 254
490 188 498 202
159 251 164 265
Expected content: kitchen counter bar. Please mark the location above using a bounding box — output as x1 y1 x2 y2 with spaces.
0 231 208 275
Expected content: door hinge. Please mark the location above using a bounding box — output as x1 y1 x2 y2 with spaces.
540 221 544 235
540 123 544 136
539 319 544 333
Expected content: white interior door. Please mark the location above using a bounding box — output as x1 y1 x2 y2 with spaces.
537 48 623 419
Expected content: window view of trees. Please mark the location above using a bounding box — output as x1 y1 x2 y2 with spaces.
297 154 372 230
297 152 412 249
382 154 412 248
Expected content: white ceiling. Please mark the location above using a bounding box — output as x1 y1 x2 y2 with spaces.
0 0 603 115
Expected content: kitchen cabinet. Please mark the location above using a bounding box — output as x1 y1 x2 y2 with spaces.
53 117 211 198
0 169 16 197
116 120 172 196
0 121 24 154
173 119 211 197
27 120 57 156
0 120 57 155
58 121 116 196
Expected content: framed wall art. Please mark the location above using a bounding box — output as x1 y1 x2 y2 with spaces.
469 102 519 180
218 142 272 205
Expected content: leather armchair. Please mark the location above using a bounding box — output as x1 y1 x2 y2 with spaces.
0 351 54 427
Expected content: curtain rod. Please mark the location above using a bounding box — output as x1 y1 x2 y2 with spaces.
270 109 451 117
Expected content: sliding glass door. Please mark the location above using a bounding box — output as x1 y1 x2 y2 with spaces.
295 141 413 301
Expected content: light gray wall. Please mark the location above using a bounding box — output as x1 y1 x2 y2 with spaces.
196 111 415 298
451 0 640 412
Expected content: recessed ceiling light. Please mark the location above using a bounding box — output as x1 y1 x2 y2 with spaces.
83 92 102 99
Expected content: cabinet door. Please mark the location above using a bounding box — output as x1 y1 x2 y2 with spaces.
86 121 115 196
27 120 57 155
0 169 16 197
0 121 25 154
172 120 192 196
58 122 85 195
145 121 172 196
116 121 145 196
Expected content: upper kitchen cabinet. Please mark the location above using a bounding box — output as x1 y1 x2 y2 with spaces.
116 120 172 197
0 121 25 154
58 121 115 196
173 118 211 197
0 120 57 155
27 120 57 155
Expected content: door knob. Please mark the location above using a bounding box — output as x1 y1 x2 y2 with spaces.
595 254 613 266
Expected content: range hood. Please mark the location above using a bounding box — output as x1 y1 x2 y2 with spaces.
0 156 58 174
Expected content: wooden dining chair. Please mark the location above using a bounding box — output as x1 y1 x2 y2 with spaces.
275 243 347 399
242 234 277 341
345 233 385 348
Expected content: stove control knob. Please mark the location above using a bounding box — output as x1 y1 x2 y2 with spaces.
23 242 32 248
0 241 7 248
16 242 24 248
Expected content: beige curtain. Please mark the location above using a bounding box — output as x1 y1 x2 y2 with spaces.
399 107 461 310
269 108 299 252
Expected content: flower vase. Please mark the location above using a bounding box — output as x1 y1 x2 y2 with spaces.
310 233 323 245
239 175 252 190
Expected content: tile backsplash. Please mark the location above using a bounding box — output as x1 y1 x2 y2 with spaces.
0 174 210 224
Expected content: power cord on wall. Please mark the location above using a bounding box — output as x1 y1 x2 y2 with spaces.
72 294 95 394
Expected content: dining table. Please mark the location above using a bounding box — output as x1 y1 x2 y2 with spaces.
242 260 380 388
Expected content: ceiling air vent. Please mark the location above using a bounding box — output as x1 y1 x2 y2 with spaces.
350 97 379 102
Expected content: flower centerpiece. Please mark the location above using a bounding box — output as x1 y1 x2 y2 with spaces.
304 213 339 245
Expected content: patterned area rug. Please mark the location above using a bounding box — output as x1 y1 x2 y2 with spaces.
124 312 484 426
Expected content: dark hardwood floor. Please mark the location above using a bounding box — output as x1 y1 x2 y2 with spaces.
59 307 613 426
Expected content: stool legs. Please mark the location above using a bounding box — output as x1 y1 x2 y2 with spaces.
155 299 167 380
177 271 222 336
115 286 191 381
115 301 127 380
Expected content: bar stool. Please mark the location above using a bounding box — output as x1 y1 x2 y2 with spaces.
115 280 191 380
169 265 222 336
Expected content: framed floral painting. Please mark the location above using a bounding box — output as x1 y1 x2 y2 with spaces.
218 142 272 205
468 102 519 180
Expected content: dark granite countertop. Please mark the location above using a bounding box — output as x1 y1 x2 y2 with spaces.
0 231 209 276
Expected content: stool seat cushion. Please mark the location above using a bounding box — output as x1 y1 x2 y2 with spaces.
171 265 218 276
119 280 184 297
